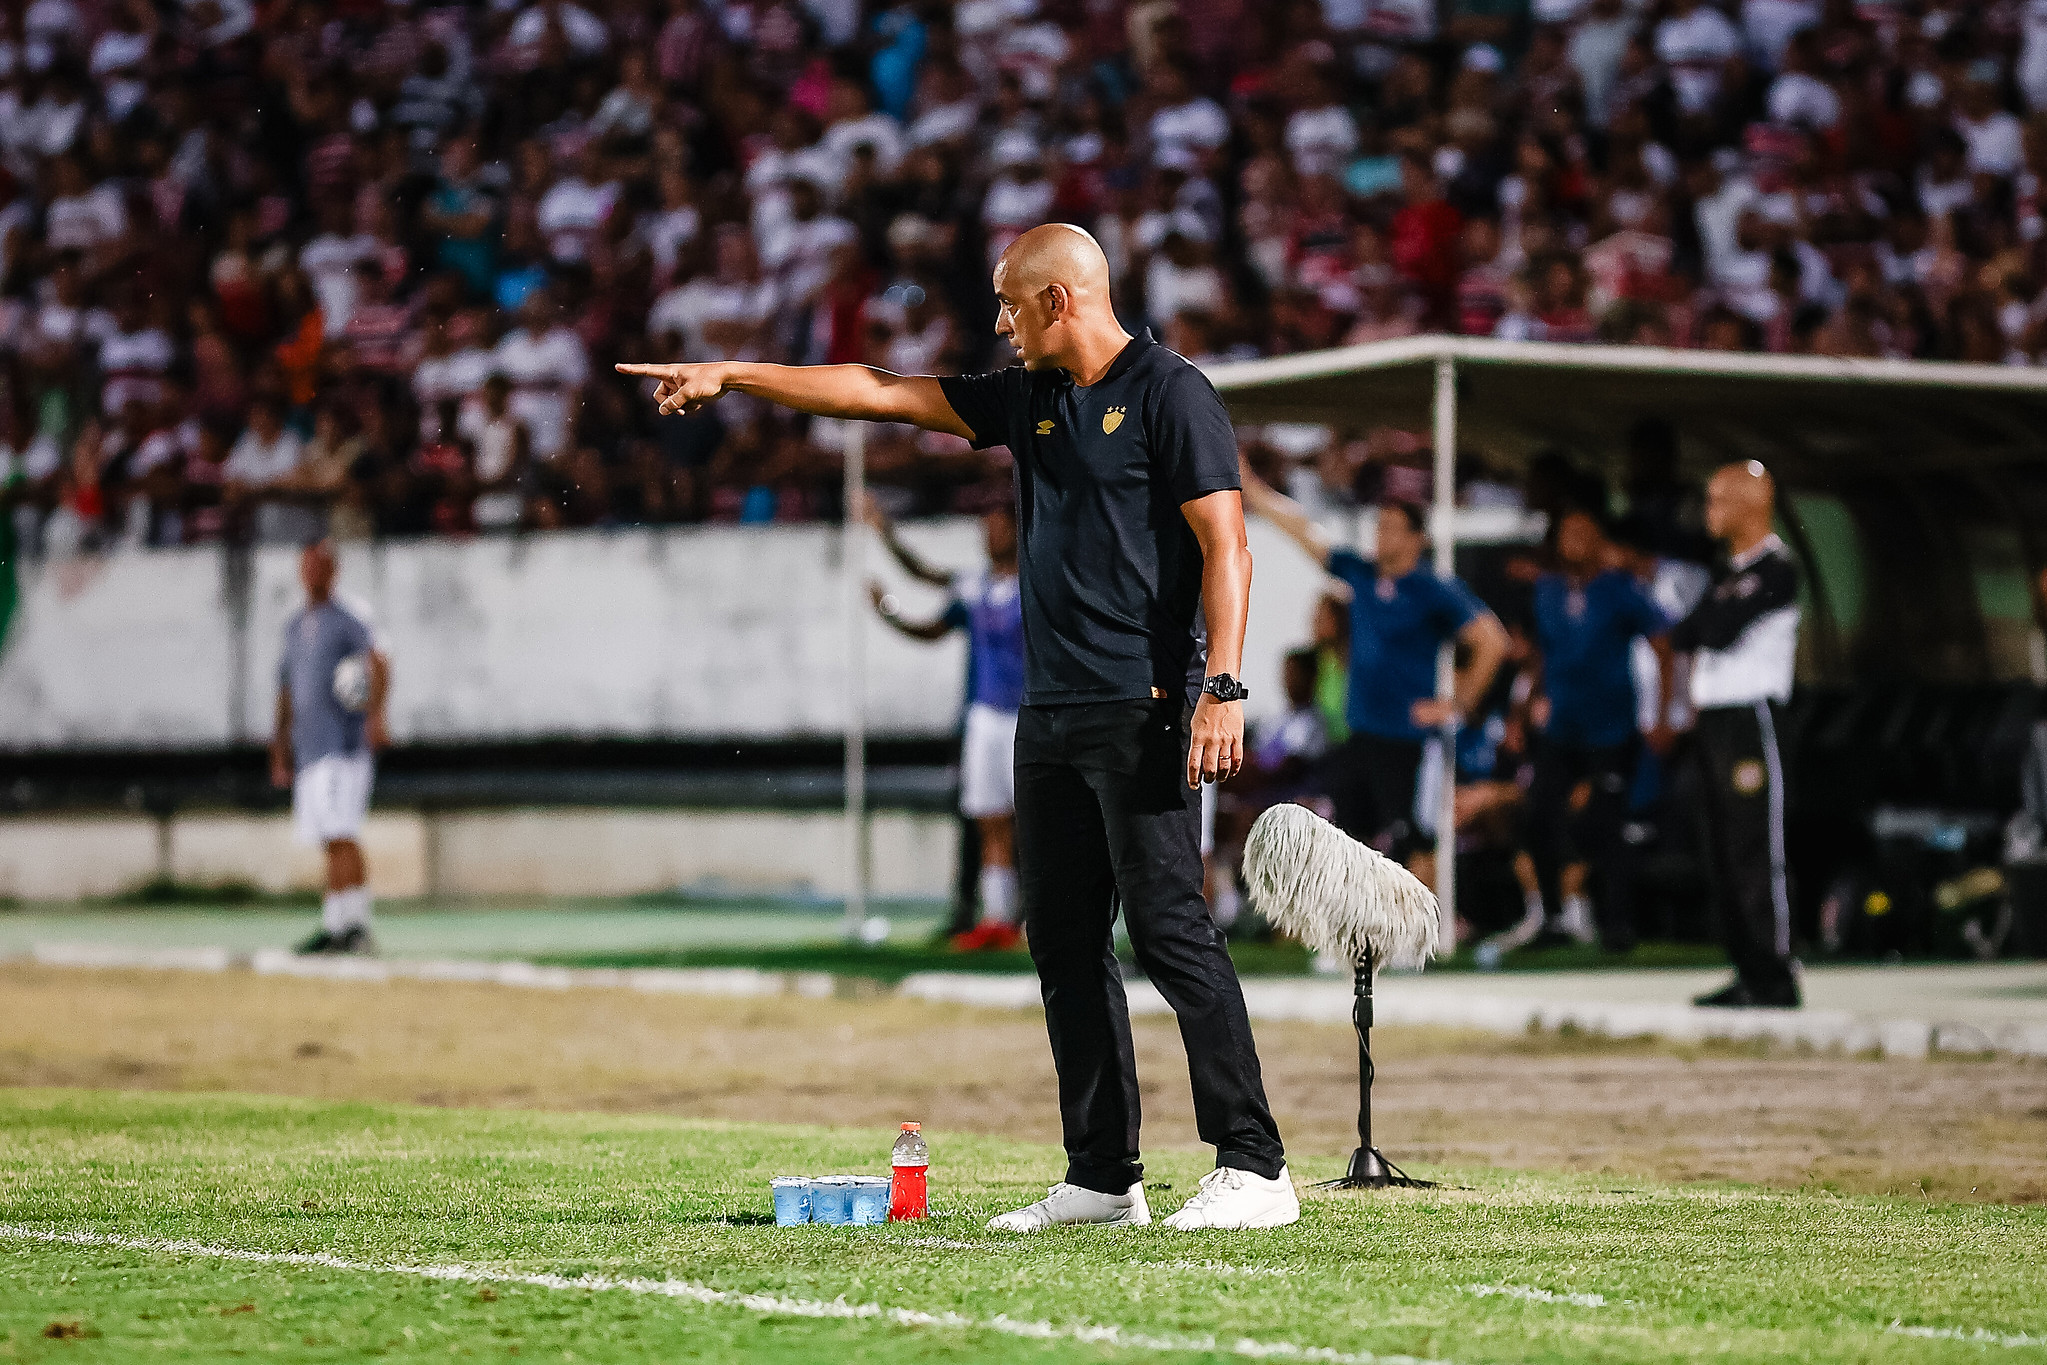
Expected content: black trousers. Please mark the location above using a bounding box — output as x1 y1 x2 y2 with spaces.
1324 732 1431 858
1693 703 1797 999
1528 736 1639 950
1013 698 1286 1194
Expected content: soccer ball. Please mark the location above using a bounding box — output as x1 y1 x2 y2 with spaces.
332 653 371 712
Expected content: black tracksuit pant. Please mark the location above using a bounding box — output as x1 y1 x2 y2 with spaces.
1013 697 1286 1194
1693 702 1797 1001
1528 736 1639 950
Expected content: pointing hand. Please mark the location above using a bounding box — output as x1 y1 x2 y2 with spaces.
614 362 729 416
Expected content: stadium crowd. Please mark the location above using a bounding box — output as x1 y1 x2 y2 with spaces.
5 0 2047 551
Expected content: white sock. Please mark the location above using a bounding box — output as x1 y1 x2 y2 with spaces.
328 887 373 933
321 892 348 935
1561 894 1593 940
1523 890 1546 926
979 866 1017 927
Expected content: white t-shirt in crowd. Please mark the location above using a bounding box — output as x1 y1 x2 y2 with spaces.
44 184 126 252
1958 108 2025 178
1149 98 1230 154
1743 0 1819 68
299 232 383 337
639 205 700 278
492 325 589 459
1767 71 1840 129
536 176 619 263
97 326 176 414
509 1 608 54
757 213 857 303
646 277 781 361
413 346 495 410
1285 105 1360 179
224 427 304 485
821 113 906 178
1656 7 1742 114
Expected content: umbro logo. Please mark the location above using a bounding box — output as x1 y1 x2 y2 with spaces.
1036 419 1054 435
1102 406 1126 434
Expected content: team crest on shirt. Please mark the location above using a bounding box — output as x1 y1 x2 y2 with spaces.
1102 405 1126 434
1036 419 1054 435
1732 759 1766 795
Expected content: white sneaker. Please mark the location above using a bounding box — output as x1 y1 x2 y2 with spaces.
986 1181 1151 1232
1556 897 1597 945
1162 1166 1300 1231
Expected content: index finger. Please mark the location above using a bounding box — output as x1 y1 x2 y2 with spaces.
614 363 672 376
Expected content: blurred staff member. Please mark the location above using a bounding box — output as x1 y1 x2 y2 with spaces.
1519 508 1675 953
865 496 1026 952
1674 462 1802 1010
272 540 390 956
1242 470 1509 887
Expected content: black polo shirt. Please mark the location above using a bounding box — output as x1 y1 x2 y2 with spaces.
939 331 1240 708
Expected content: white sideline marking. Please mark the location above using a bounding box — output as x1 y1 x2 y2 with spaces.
0 1224 1445 1365
1890 1324 2047 1348
1462 1284 1608 1309
899 1236 984 1251
1136 1260 1293 1279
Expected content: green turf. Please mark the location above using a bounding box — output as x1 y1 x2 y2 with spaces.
2 1090 2043 1363
0 903 945 961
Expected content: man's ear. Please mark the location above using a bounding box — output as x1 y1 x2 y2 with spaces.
1044 283 1068 320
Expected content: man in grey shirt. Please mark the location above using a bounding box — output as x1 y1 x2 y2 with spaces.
271 540 390 954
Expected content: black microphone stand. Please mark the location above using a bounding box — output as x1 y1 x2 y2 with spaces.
1312 954 1434 1190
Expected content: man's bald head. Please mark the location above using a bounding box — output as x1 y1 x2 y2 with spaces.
995 223 1113 306
991 224 1126 371
1705 459 1776 553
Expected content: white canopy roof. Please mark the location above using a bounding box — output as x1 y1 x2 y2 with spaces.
1201 337 2047 483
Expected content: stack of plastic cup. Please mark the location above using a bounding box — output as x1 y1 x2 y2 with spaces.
810 1175 856 1225
770 1177 812 1226
848 1177 891 1225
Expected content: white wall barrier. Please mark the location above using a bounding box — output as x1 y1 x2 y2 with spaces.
0 519 1348 750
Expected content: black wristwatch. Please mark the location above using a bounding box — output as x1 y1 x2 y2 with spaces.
1202 673 1250 704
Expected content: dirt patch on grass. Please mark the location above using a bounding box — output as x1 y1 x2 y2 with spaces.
3 963 2043 1201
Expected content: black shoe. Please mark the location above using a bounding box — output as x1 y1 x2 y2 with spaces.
296 930 341 956
1693 981 1755 1008
1694 979 1802 1009
332 925 376 956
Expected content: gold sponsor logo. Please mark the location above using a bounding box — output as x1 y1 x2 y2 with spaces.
1035 419 1054 435
1102 405 1126 434
1732 759 1766 795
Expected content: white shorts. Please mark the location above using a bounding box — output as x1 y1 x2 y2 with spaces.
959 702 1018 819
293 751 374 846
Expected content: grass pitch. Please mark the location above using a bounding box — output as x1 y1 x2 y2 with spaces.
4 1089 2046 1364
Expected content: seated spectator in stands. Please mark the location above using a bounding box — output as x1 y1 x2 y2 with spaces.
224 398 310 543
494 288 589 462
460 375 534 531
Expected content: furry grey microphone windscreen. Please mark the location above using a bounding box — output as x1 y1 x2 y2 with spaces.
1240 802 1440 970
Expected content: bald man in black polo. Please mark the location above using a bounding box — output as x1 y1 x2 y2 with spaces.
621 223 1296 1232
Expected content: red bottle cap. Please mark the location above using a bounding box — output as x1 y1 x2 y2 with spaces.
901 1122 920 1131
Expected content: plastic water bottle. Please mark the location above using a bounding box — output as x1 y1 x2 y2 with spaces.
888 1123 929 1220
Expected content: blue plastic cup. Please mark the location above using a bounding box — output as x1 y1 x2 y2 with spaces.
771 1177 812 1227
848 1177 891 1226
811 1176 855 1225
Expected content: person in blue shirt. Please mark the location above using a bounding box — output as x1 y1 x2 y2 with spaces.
1521 507 1675 951
1243 471 1509 889
866 497 1026 951
271 540 391 956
